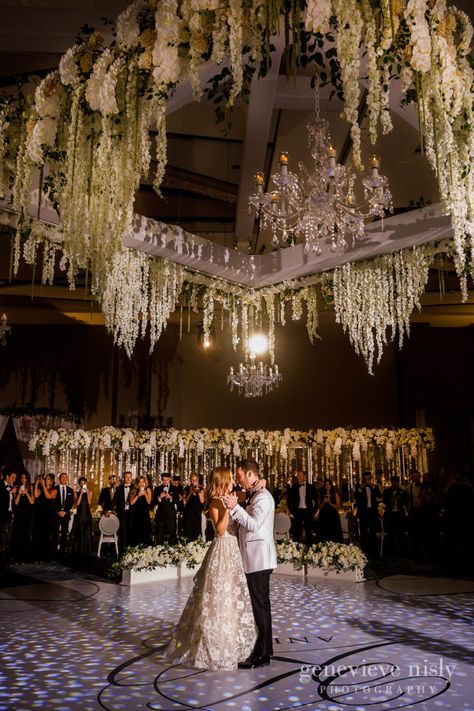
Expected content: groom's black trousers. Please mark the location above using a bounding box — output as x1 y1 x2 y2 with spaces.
246 569 273 658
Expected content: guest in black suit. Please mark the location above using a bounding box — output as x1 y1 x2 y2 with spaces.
383 476 408 556
98 475 117 514
356 471 380 558
0 472 17 556
153 473 178 545
113 471 134 553
288 471 319 544
55 472 74 553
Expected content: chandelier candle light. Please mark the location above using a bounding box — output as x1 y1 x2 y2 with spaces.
228 334 282 398
0 313 11 346
249 88 393 254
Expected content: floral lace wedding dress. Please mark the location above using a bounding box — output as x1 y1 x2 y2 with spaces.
165 516 257 670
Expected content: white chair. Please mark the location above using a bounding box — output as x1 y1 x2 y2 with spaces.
97 514 120 557
274 512 291 541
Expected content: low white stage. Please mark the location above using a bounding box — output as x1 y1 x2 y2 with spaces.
0 565 473 710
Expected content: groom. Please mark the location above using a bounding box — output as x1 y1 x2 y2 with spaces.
223 459 277 669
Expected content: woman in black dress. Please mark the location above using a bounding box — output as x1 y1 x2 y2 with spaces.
129 475 152 546
33 473 57 560
72 477 93 556
11 472 35 561
181 473 205 541
316 479 344 543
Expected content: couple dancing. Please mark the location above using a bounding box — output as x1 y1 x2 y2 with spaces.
165 459 277 671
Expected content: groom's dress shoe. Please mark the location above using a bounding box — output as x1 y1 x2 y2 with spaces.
238 656 271 669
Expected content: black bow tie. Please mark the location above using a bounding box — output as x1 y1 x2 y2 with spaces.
299 484 305 487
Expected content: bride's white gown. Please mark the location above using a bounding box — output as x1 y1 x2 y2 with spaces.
165 517 257 670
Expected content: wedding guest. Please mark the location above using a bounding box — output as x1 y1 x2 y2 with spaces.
317 479 343 543
98 474 117 514
181 473 205 541
407 470 423 559
129 475 152 546
113 471 134 553
288 471 319 544
11 473 35 561
383 476 408 556
72 477 93 556
418 485 440 564
374 469 385 498
172 475 185 534
55 472 74 553
32 474 57 561
0 471 17 556
153 473 178 545
355 472 379 557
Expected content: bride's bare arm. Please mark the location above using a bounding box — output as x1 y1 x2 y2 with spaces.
209 498 229 537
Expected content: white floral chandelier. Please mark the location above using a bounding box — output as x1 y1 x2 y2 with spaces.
249 88 393 254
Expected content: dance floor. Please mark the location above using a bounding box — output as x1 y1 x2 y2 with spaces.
0 564 473 711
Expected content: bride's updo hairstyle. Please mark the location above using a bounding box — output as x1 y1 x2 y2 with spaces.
206 467 232 507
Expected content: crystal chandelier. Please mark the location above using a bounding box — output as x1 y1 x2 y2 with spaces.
227 334 282 397
227 356 282 398
0 313 11 346
249 88 393 254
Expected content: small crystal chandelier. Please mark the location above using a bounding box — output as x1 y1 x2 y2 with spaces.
0 313 11 346
249 87 393 254
227 334 282 397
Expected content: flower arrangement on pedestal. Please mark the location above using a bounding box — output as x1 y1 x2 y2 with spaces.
276 539 306 571
111 536 210 576
276 539 368 578
305 541 368 572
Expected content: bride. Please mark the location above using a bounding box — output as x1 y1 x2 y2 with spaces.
165 467 257 670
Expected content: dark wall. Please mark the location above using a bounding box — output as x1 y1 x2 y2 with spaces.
399 323 474 474
0 318 472 473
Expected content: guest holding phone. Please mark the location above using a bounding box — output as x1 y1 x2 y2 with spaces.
11 473 34 561
72 476 93 556
129 475 152 546
33 474 57 561
182 473 205 542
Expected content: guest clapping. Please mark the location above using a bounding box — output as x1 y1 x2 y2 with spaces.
11 473 35 561
72 477 93 556
129 475 152 546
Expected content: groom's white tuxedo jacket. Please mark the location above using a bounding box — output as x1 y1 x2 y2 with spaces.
230 488 277 574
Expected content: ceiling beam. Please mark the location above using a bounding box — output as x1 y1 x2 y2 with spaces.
233 39 285 247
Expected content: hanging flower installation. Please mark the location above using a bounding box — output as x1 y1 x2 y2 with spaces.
333 246 432 374
0 0 472 376
0 0 472 292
